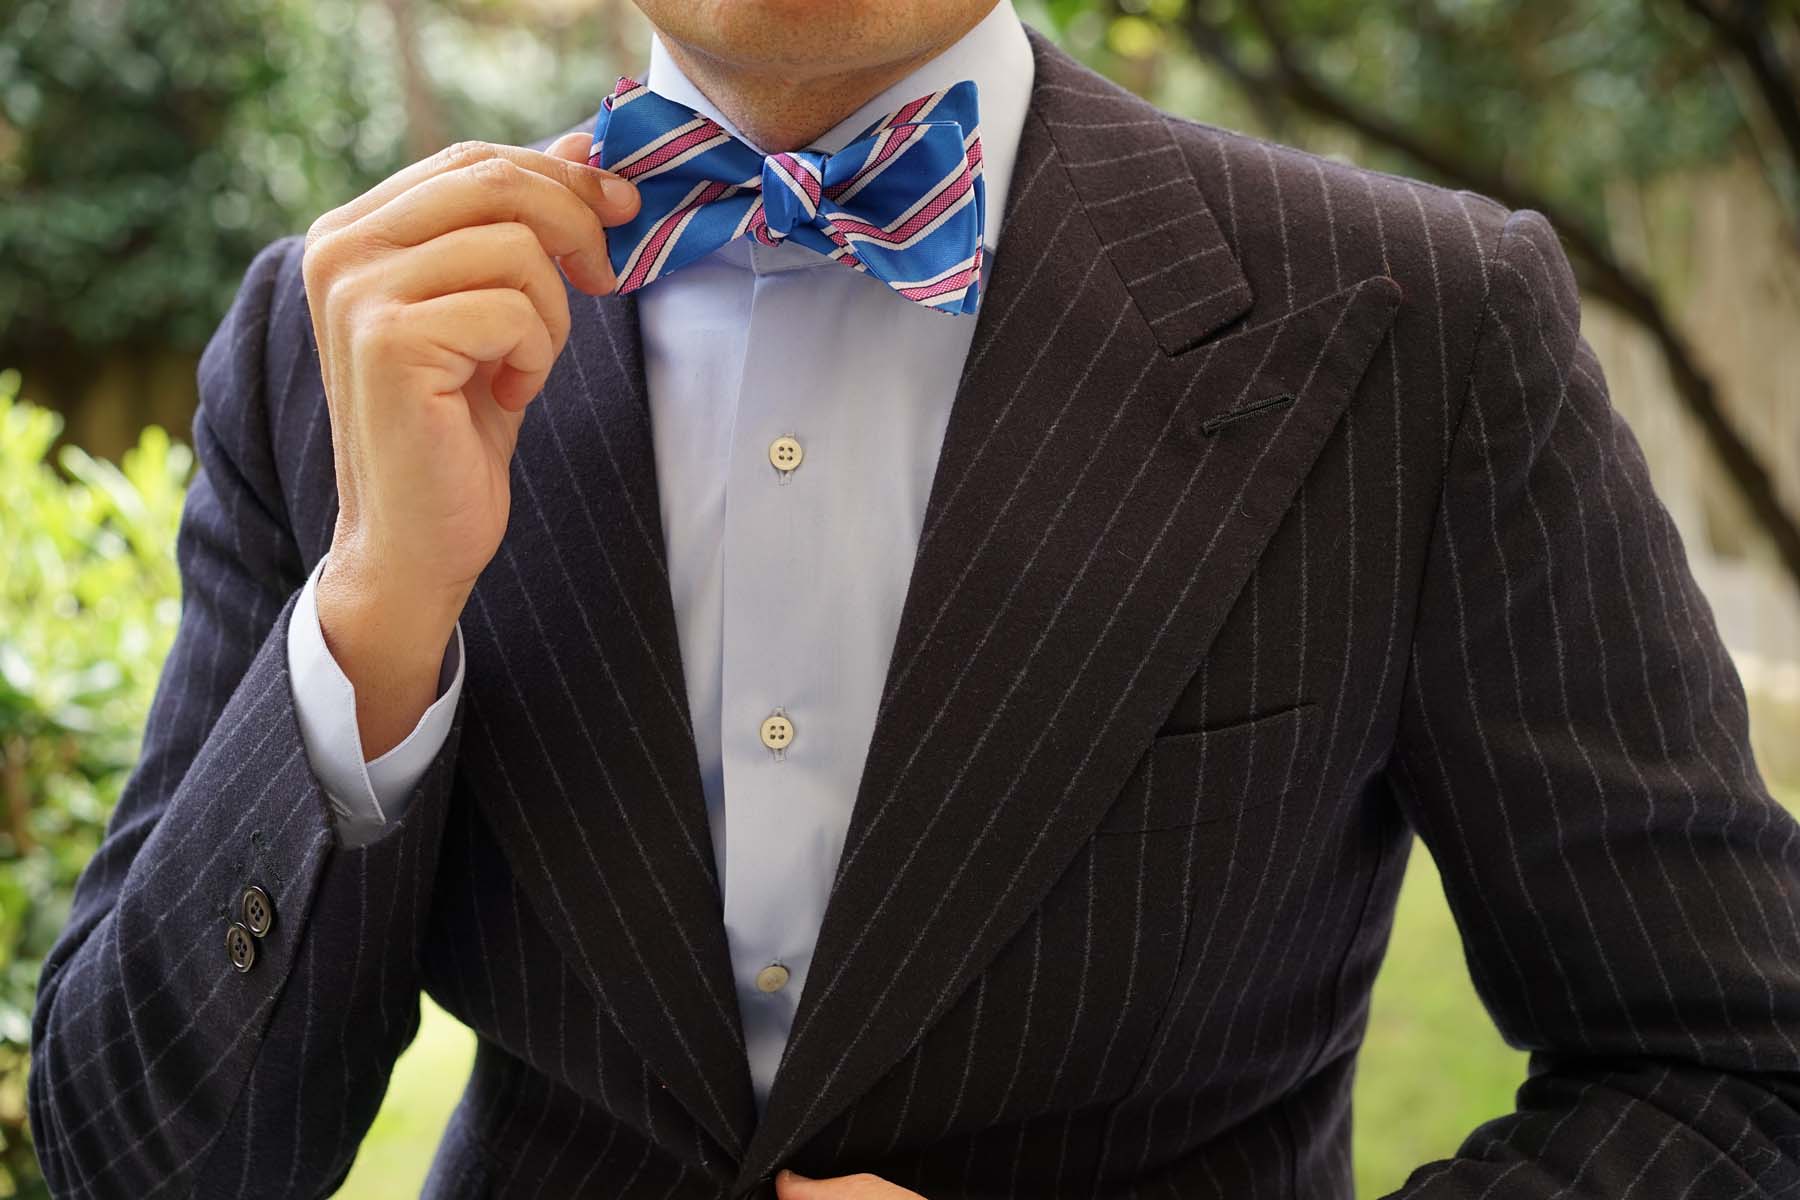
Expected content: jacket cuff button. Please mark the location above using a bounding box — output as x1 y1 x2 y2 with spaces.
240 884 275 937
226 921 257 973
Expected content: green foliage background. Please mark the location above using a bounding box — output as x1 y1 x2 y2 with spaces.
0 371 190 1197
1066 0 1748 201
0 0 642 380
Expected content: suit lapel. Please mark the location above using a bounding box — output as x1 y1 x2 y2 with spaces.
733 30 1401 1189
458 289 757 1165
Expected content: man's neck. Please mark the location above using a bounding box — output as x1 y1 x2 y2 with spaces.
651 19 988 153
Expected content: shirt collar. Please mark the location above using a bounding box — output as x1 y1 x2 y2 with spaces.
642 0 1034 254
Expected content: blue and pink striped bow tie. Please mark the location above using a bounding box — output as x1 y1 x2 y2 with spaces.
588 78 987 315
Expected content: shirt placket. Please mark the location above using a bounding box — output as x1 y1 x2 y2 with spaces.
717 250 836 1109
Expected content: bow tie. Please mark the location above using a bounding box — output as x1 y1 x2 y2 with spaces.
587 77 986 315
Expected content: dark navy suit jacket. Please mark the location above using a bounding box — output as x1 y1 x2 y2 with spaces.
30 27 1800 1200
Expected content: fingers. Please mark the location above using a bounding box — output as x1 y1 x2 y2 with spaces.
774 1171 833 1199
545 129 594 165
355 156 627 292
370 223 573 359
306 140 640 296
312 138 637 239
360 288 555 413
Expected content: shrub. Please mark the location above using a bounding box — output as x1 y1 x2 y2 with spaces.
0 369 191 1198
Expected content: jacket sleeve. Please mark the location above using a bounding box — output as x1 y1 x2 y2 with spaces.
1380 206 1800 1198
27 236 467 1199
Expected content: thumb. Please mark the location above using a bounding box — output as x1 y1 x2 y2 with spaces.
774 1168 823 1197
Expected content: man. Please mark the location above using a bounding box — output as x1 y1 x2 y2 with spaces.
27 0 1800 1195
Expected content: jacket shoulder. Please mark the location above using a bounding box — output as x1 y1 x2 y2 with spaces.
1158 113 1511 325
196 232 335 562
1023 26 1515 325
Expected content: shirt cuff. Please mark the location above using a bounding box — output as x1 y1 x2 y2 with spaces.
285 553 465 848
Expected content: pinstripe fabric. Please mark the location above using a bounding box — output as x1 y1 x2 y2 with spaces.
29 27 1800 1199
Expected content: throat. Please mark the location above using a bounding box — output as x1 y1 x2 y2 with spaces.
652 34 968 153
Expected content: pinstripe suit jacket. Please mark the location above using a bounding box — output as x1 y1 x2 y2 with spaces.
30 27 1800 1200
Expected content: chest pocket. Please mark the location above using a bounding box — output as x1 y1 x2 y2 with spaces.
1098 702 1322 834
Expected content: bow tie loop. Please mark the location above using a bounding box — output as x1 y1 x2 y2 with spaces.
590 77 986 315
758 151 826 241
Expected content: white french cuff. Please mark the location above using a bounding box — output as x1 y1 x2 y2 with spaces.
285 553 465 849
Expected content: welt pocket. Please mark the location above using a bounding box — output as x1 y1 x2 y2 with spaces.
1096 702 1322 835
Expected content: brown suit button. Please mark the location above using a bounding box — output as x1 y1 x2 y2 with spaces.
240 885 274 937
226 922 257 973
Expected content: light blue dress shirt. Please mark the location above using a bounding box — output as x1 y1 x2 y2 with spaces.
287 0 1035 1114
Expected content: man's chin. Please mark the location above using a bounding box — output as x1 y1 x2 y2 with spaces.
633 0 995 79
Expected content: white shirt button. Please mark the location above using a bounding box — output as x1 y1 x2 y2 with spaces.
755 962 791 993
760 709 794 754
769 435 804 475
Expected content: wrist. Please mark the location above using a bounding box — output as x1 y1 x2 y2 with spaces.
319 533 469 638
316 548 465 760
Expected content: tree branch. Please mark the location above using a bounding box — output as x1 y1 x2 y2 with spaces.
384 0 446 161
1176 0 1800 592
1682 0 1800 176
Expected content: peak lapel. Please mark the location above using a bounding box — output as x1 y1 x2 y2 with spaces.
733 31 1401 1190
458 290 757 1166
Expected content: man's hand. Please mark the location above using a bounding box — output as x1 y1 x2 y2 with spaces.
300 133 639 758
774 1169 925 1198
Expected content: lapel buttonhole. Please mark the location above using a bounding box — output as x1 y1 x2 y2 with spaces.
1199 391 1299 436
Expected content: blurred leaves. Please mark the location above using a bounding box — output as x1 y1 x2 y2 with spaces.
1055 1 1759 211
0 0 640 360
0 370 190 1198
1 0 388 351
1033 0 1800 250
